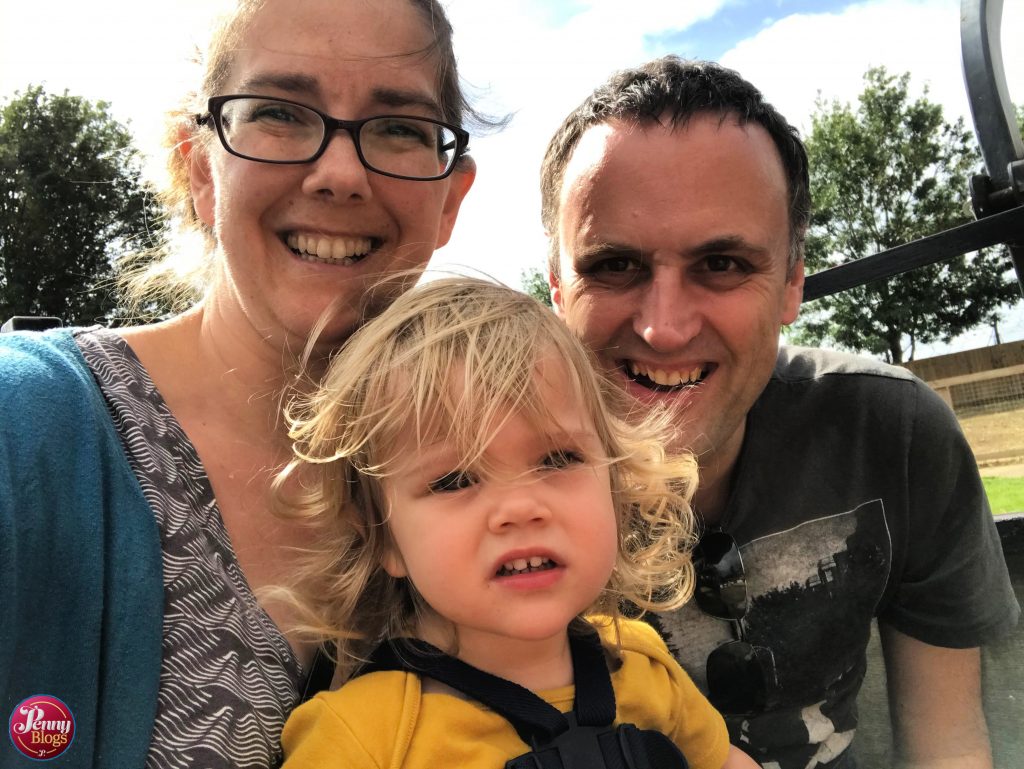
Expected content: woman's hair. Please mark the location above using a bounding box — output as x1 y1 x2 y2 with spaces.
119 0 487 315
272 277 699 675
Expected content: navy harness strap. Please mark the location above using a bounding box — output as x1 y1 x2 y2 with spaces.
358 626 689 769
361 628 612 746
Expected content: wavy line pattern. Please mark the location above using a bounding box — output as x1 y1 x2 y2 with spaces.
77 329 303 768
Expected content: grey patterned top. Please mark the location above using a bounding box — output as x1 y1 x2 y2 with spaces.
76 328 304 769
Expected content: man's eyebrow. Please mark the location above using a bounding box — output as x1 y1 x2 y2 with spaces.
691 235 767 257
571 241 643 263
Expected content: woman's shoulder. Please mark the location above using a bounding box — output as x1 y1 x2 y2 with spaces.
0 328 94 396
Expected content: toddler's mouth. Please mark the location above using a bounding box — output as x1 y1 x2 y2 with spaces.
496 556 557 577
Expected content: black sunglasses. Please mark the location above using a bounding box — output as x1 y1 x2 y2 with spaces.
693 530 779 715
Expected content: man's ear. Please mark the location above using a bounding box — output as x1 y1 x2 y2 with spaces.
381 545 408 579
434 156 477 248
181 131 216 228
781 257 805 325
548 263 564 317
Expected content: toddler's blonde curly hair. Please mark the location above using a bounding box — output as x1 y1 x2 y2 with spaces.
273 277 698 676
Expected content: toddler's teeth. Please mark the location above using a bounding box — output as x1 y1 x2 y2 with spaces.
529 556 543 567
513 558 528 571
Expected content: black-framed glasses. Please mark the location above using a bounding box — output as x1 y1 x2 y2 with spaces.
694 529 779 715
196 95 470 181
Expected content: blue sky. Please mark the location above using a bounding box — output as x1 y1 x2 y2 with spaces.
1 0 1021 355
649 0 851 60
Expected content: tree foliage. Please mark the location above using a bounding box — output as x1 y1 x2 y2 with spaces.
0 86 162 326
520 266 552 307
793 68 1019 363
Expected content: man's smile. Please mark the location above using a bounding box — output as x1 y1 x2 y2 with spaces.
622 360 711 391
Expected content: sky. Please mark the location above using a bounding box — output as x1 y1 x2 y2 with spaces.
1 0 1022 356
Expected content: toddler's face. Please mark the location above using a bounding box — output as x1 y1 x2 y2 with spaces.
380 358 619 672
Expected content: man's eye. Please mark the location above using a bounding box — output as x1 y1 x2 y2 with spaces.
428 470 475 493
542 450 585 470
704 255 743 272
592 256 641 275
577 255 646 287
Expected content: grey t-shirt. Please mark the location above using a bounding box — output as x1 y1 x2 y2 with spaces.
653 346 1019 769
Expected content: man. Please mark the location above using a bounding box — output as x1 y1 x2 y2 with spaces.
543 56 1019 769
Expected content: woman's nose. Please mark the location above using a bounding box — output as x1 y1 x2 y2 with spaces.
300 131 374 200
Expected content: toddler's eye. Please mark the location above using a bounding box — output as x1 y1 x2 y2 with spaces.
429 470 476 493
542 450 585 469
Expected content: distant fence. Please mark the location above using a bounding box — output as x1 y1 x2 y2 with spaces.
927 364 1024 417
905 340 1024 417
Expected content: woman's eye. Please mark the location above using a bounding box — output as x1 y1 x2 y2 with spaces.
250 105 302 124
542 450 585 470
370 118 434 147
428 470 475 493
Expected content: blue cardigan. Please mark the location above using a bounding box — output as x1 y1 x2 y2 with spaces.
0 329 162 767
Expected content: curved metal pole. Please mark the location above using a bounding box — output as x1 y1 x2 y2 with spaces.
961 0 1023 188
961 0 1024 296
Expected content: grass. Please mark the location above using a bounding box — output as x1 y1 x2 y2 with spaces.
982 476 1024 515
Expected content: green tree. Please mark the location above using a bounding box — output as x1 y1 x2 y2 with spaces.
0 86 162 326
794 68 1019 364
520 266 552 307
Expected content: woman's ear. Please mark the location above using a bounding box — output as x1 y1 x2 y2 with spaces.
434 155 476 248
181 130 216 228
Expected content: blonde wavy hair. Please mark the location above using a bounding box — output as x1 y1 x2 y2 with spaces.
274 277 698 674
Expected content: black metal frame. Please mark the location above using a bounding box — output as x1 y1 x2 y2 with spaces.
804 0 1023 302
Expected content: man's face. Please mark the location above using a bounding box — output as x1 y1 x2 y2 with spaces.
551 114 803 475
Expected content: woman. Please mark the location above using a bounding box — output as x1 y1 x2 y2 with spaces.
0 0 475 766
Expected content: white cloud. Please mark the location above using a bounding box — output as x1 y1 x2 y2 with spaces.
719 0 1023 134
434 0 732 285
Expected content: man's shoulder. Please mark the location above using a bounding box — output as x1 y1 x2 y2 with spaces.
772 345 917 385
754 345 947 438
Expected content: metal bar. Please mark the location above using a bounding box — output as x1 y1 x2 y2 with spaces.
803 206 1024 302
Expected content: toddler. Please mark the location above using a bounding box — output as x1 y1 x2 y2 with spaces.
275 277 757 769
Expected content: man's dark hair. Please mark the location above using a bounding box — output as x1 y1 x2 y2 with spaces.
541 56 810 277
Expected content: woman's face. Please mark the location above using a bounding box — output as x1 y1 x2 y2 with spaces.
190 0 475 348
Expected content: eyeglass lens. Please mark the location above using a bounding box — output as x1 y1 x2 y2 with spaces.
217 98 458 178
694 530 747 621
694 530 780 714
706 641 778 714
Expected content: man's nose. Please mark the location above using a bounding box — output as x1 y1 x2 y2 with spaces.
633 271 701 352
